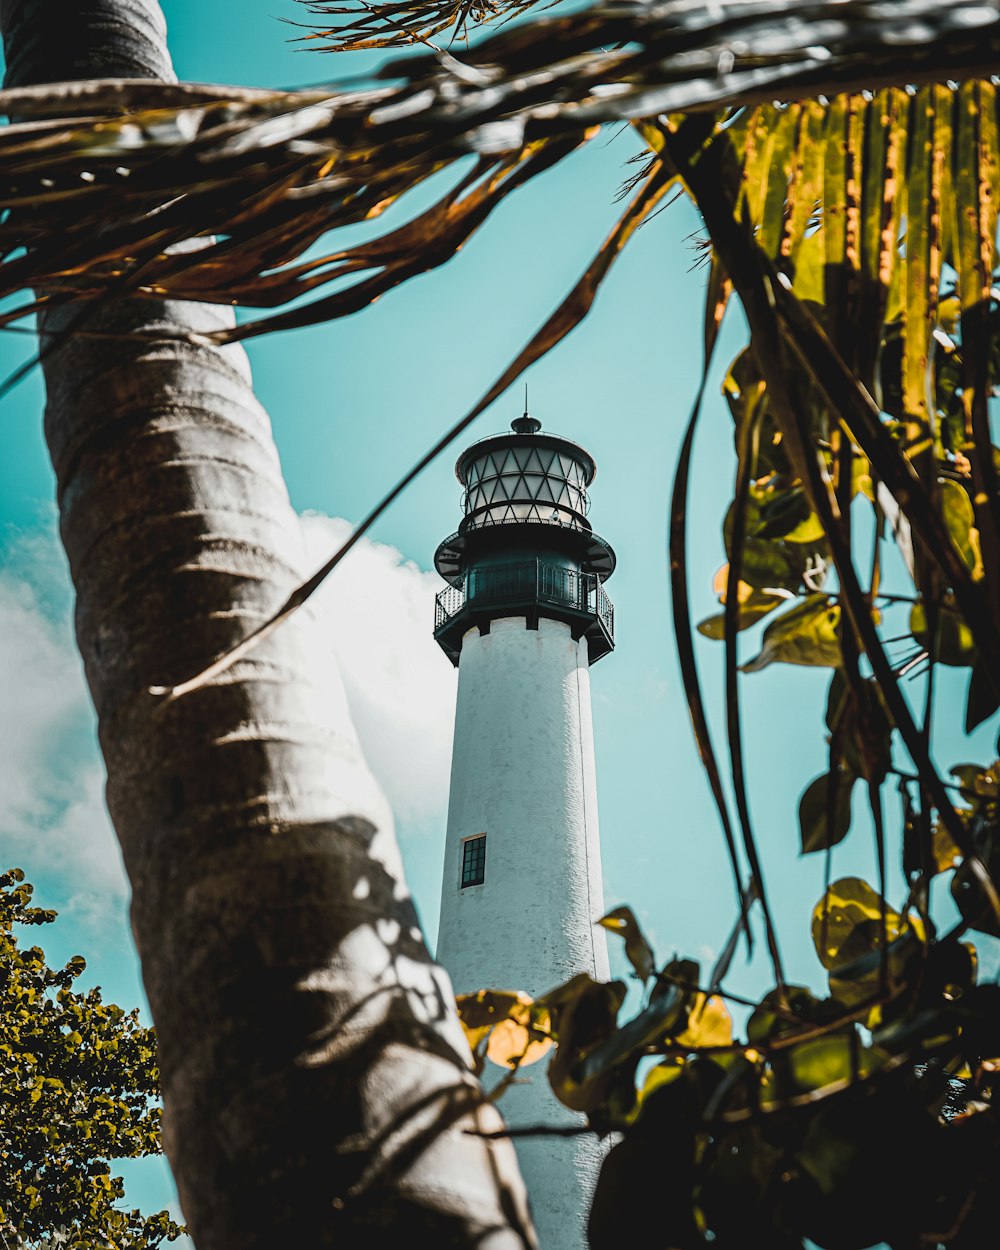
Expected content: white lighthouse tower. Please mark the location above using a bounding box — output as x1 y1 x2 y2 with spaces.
433 407 616 1249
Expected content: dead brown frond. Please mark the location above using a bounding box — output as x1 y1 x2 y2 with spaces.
0 0 997 345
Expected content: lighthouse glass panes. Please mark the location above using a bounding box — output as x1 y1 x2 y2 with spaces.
460 835 487 888
463 445 590 531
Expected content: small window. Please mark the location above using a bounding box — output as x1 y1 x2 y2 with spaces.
461 835 487 888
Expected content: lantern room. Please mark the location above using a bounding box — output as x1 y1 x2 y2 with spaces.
433 410 616 666
459 412 594 533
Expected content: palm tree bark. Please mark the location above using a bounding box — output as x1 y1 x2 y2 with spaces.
0 2 535 1247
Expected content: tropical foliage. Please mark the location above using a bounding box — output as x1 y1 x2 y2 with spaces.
460 884 1000 1247
456 29 1000 1250
0 869 184 1248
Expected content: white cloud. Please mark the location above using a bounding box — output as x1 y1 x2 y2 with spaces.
0 515 456 933
300 513 457 827
0 536 126 922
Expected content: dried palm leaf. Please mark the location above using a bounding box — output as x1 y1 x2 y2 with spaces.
154 153 680 700
0 0 999 345
290 0 554 54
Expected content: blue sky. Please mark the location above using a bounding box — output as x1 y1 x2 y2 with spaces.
2 0 998 1230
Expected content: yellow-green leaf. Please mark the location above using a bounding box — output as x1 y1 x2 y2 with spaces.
741 595 841 673
910 596 976 666
597 906 656 983
455 989 552 1069
696 590 788 640
939 478 985 579
810 877 903 972
674 995 733 1049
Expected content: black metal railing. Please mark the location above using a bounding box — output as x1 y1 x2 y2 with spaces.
589 580 615 640
434 559 614 643
435 583 465 628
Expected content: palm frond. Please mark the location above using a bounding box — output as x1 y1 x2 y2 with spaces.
290 0 553 54
0 0 998 343
154 155 679 699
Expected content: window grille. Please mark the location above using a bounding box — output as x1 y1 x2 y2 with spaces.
462 443 591 529
461 835 486 888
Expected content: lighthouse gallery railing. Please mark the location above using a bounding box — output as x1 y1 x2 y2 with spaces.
434 559 614 642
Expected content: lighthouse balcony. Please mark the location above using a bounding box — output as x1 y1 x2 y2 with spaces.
434 558 615 666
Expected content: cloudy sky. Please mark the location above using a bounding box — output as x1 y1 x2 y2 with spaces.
2 0 998 1230
0 512 459 990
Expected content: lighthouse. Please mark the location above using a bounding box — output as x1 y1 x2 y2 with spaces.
433 407 616 1249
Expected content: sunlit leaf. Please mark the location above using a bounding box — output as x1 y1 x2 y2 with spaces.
455 988 552 1070
740 595 841 673
674 995 733 1049
780 99 825 288
637 1057 686 1102
780 511 827 545
811 879 927 1010
810 877 913 973
696 590 788 640
711 567 755 605
950 760 1000 812
456 988 528 1035
486 1012 553 1069
754 486 824 545
771 1032 882 1102
939 478 985 579
900 85 938 439
910 597 977 667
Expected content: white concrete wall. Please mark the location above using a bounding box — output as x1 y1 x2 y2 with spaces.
436 615 610 1250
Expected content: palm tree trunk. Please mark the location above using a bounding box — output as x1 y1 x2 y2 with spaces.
0 3 535 1246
